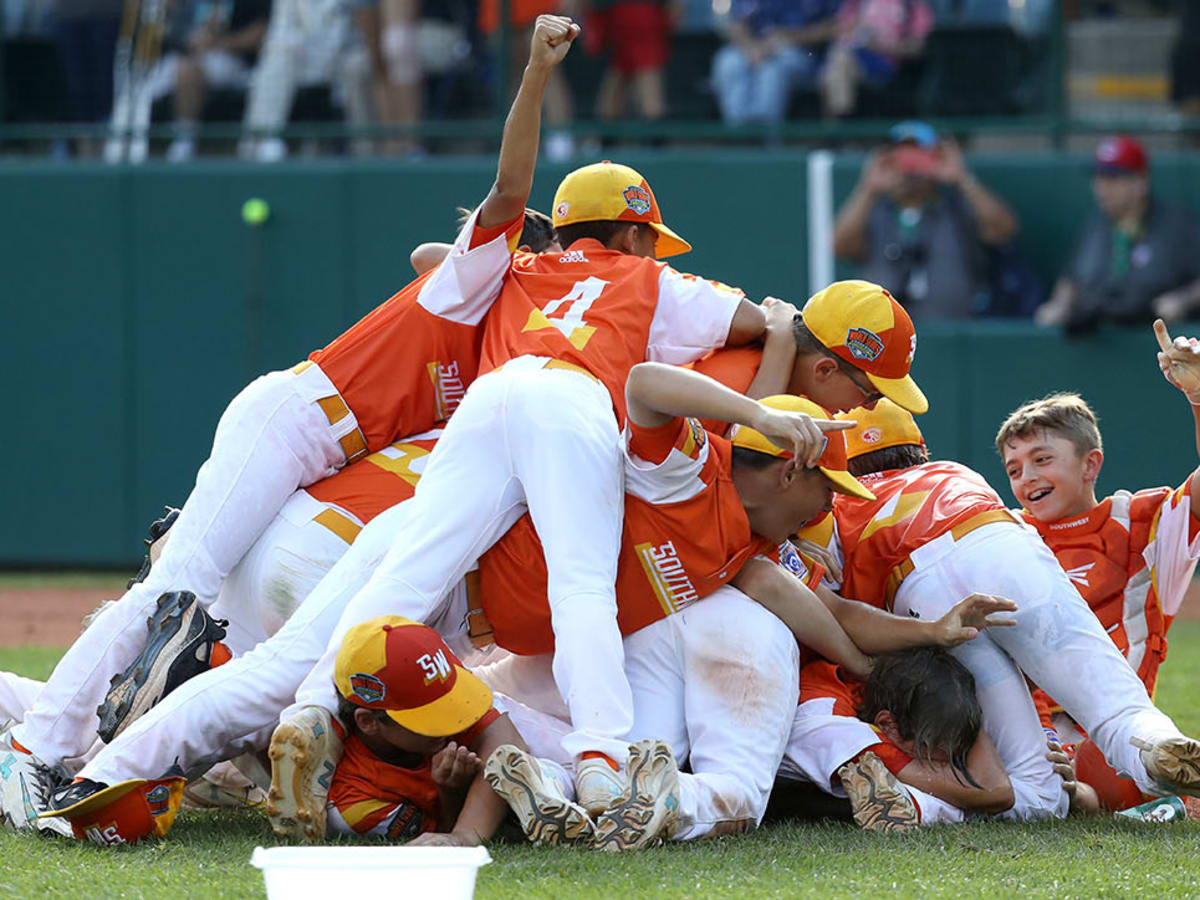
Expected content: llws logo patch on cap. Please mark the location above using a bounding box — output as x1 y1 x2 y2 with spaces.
349 672 387 704
860 427 883 444
845 326 885 361
146 784 172 817
623 185 651 215
556 200 570 219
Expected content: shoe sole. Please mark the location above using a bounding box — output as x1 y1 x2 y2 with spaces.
266 718 337 842
838 753 919 833
484 746 593 846
591 740 680 852
575 761 624 818
97 592 224 744
1136 736 1200 796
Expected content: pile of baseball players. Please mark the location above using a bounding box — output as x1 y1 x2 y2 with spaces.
5 15 1200 849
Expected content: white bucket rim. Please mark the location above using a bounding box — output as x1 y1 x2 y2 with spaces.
251 845 492 870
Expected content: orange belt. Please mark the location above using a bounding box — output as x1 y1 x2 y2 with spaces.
313 508 362 544
464 570 495 648
292 360 369 463
493 358 600 383
883 508 1020 611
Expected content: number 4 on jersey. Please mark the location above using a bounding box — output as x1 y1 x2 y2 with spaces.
522 277 609 350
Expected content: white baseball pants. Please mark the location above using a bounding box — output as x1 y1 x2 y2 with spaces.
777 698 965 826
16 363 356 769
893 522 1185 818
287 357 632 761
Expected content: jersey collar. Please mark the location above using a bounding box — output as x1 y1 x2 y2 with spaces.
1022 498 1112 537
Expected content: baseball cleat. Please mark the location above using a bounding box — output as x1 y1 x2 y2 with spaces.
0 731 72 836
127 506 181 588
837 751 919 833
591 740 680 852
46 778 108 814
96 591 228 744
1133 735 1200 796
484 746 594 846
574 755 625 817
183 761 268 810
266 707 343 841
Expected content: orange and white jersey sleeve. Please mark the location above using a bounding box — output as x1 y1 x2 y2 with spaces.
646 267 746 365
1140 479 1200 617
416 206 524 326
623 415 714 503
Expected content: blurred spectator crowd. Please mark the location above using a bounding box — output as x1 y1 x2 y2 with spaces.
2 0 1061 160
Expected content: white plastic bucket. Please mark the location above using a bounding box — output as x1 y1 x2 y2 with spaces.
250 845 492 899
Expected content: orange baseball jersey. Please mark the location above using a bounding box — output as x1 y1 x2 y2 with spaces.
304 431 440 526
1022 480 1200 698
799 659 912 775
799 462 1007 611
308 214 523 452
327 707 500 838
690 346 763 433
477 415 771 654
452 209 745 422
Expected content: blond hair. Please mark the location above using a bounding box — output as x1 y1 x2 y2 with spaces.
994 392 1102 457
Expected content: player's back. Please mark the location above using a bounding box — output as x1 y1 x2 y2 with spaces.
836 460 1008 610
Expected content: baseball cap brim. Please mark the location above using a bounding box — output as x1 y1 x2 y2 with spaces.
867 372 928 415
383 664 494 737
820 466 876 501
649 222 691 258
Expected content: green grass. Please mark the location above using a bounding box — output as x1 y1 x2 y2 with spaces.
5 624 1200 899
0 571 128 590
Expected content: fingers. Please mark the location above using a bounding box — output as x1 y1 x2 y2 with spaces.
1154 318 1174 353
816 419 856 432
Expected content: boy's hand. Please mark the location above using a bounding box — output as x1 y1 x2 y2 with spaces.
406 829 480 847
528 15 580 70
431 742 483 792
761 296 799 337
1154 318 1200 402
931 593 1018 647
791 537 842 583
750 407 855 468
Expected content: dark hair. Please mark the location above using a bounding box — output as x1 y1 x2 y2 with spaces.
554 219 652 251
848 444 929 477
857 647 983 788
730 445 785 471
454 206 558 254
336 693 389 737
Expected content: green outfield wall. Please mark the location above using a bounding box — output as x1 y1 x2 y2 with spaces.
3 153 1198 565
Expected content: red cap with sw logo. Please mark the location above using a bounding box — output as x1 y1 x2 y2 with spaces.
335 615 493 736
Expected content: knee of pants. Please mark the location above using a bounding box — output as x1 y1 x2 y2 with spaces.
712 45 748 82
1008 776 1070 820
382 23 419 84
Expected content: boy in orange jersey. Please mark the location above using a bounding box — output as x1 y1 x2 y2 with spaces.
0 21 573 834
796 399 1200 821
995 319 1200 812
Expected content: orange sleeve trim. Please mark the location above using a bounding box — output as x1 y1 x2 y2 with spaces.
628 417 691 465
803 562 827 590
459 706 502 749
468 213 524 251
861 740 913 777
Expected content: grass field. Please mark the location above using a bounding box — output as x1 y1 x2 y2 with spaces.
4 627 1200 899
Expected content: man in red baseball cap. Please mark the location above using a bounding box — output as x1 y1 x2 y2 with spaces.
1037 135 1200 331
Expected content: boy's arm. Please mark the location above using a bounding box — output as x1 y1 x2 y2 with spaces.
407 713 527 847
477 15 579 229
1153 319 1200 519
732 558 872 680
411 242 453 275
625 361 852 467
744 299 800 400
896 731 1014 814
816 583 1017 655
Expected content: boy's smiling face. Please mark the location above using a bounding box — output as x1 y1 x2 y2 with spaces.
1002 429 1102 522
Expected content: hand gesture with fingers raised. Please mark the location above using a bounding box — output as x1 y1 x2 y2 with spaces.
1154 318 1200 403
932 593 1018 648
750 406 855 468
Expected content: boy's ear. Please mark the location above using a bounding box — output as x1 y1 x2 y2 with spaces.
811 356 839 383
1081 448 1104 484
873 709 901 743
354 707 381 735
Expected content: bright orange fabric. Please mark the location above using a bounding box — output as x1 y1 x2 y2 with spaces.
477 0 553 34
328 707 500 837
799 660 913 775
308 271 481 452
305 435 438 524
691 346 762 434
478 419 769 654
833 462 1007 610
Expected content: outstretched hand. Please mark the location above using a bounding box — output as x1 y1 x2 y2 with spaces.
528 15 580 70
1154 318 1200 402
431 742 483 792
932 593 1018 647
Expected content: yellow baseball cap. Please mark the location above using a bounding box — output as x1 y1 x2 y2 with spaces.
552 161 691 259
335 615 493 737
729 395 876 500
837 399 926 460
801 281 928 415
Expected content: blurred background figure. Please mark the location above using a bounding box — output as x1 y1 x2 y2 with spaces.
711 0 838 128
145 0 270 161
237 0 371 161
478 0 575 160
354 0 419 155
1035 135 1200 332
819 0 933 118
832 120 1019 320
587 0 677 130
51 0 122 156
1170 0 1200 121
